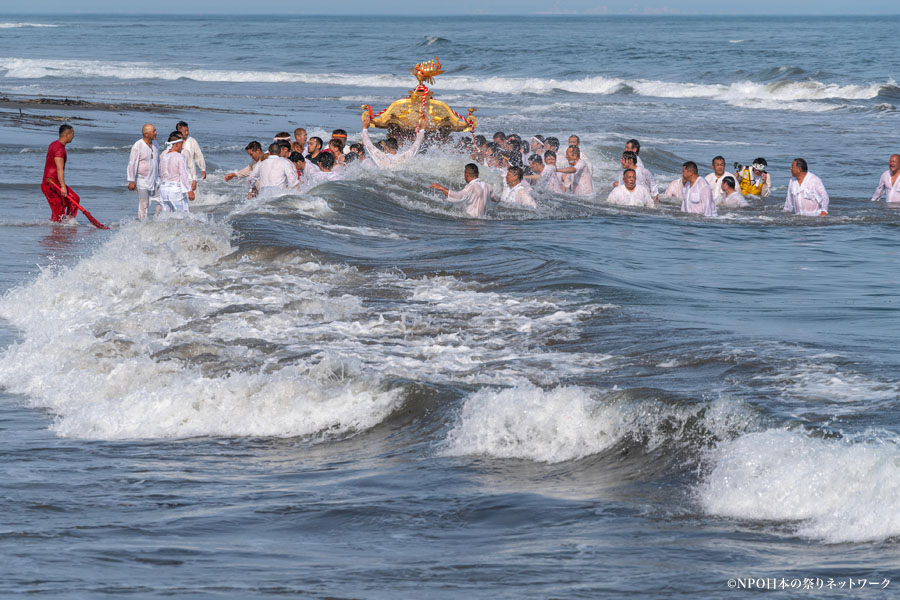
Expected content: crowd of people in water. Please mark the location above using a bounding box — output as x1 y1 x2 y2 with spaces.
38 117 900 223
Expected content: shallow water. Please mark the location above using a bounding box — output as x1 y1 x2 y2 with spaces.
1 13 899 598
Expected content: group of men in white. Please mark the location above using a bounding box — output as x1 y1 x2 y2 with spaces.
126 118 900 220
126 121 204 218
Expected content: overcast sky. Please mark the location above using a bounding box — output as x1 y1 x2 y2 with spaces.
3 0 899 15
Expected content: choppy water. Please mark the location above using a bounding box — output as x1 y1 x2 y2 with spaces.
1 13 900 598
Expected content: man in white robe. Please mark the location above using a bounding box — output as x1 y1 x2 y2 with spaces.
495 166 537 208
680 161 718 217
614 151 658 203
783 158 829 217
556 145 594 196
126 123 160 220
249 142 299 197
625 138 658 196
176 121 206 191
525 153 564 193
720 176 749 208
706 156 732 205
225 141 266 181
157 134 195 213
607 169 654 207
871 154 900 204
430 163 493 218
360 112 426 169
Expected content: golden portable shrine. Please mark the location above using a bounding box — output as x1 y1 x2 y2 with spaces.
360 57 477 134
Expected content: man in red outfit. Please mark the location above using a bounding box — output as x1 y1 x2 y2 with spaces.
41 124 79 222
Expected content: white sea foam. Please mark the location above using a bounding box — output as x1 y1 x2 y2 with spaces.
699 429 900 543
441 384 631 463
1 57 889 112
0 218 401 440
0 207 611 439
442 387 758 463
0 23 60 28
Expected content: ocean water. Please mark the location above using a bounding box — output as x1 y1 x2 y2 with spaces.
1 13 900 598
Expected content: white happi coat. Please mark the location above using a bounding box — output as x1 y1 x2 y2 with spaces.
784 172 829 216
126 139 160 192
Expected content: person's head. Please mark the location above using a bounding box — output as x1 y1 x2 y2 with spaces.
167 131 185 152
176 121 189 137
274 131 292 143
751 157 768 177
682 161 699 181
545 137 560 152
622 168 637 191
349 142 364 157
528 153 543 169
506 166 523 187
383 138 399 154
625 138 640 155
317 151 335 171
294 128 307 147
543 149 557 165
621 150 638 168
890 154 900 173
568 134 580 147
464 162 479 183
289 151 305 172
307 137 322 155
267 142 281 155
791 158 808 178
328 139 343 155
58 123 74 143
245 140 264 161
530 135 545 152
331 129 347 151
712 155 725 176
565 145 580 164
474 134 487 148
141 123 157 141
722 176 736 192
493 131 507 145
278 141 291 157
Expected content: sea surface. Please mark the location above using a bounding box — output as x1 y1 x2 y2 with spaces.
1 13 900 598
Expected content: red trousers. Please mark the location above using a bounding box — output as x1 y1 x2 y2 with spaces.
41 180 81 222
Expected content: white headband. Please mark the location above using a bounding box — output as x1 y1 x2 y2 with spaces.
166 138 183 148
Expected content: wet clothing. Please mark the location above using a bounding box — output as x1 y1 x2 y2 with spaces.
681 177 718 217
871 169 900 203
784 172 829 216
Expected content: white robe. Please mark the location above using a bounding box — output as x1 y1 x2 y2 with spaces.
249 155 299 196
607 184 654 207
360 128 425 169
681 177 718 217
181 136 206 182
871 169 900 203
537 165 564 193
126 139 160 192
498 182 537 208
158 151 191 212
445 178 493 218
565 159 594 196
784 172 829 216
617 166 657 199
706 171 731 205
722 191 749 208
635 156 658 196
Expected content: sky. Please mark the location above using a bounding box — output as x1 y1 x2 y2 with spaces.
2 0 899 15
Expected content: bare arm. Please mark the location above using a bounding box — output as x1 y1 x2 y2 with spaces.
430 183 450 197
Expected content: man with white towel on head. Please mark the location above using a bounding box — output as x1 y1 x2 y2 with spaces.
126 123 160 220
157 132 195 213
